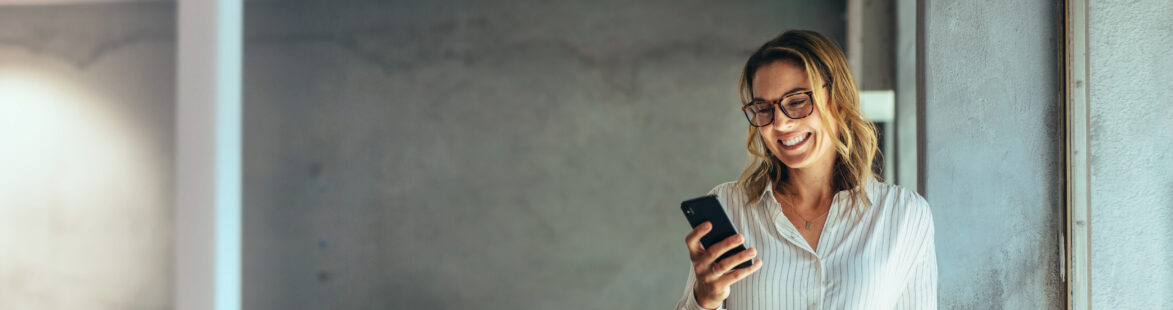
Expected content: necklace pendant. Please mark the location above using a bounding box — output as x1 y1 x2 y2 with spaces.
805 221 811 230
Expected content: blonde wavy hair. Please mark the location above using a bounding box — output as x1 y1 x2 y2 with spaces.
735 30 880 208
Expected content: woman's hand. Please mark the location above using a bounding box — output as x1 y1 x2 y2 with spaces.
685 222 763 310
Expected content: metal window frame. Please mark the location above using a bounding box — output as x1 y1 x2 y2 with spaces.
1064 0 1092 309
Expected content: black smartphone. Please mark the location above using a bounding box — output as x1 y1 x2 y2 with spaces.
680 194 752 270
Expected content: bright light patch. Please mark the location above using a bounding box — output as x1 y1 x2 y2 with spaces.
860 90 895 123
0 64 162 308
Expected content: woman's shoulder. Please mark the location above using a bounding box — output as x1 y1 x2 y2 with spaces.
707 180 740 196
707 180 751 210
866 180 933 221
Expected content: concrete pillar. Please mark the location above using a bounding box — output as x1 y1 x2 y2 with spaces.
919 0 1064 308
1085 0 1173 308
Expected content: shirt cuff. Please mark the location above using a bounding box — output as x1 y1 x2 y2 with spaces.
685 291 726 310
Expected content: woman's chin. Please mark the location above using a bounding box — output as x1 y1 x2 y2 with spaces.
776 155 812 169
773 141 815 168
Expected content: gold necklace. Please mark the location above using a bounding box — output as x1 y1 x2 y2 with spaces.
783 202 831 230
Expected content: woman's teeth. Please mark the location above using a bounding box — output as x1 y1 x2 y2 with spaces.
781 134 807 146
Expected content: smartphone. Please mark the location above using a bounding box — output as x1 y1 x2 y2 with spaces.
680 194 752 270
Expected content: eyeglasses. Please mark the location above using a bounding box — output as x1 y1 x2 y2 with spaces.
741 91 816 127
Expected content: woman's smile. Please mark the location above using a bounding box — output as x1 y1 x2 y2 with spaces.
778 132 812 151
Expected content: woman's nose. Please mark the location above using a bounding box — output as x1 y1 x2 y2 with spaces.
771 107 795 129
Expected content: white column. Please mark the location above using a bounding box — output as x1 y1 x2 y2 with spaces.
895 0 917 191
175 0 242 309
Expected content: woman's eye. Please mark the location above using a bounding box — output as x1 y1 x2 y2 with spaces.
756 106 774 113
787 99 808 108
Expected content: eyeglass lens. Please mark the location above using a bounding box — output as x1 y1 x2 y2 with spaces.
744 93 813 126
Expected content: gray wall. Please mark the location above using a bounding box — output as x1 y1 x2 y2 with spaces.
241 1 845 309
920 0 1064 308
0 3 174 309
1087 0 1173 308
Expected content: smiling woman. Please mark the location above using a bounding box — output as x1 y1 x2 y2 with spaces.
676 30 936 310
736 30 879 210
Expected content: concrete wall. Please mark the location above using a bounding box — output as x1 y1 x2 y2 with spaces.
240 1 845 309
920 0 1064 308
1087 0 1173 308
0 3 174 309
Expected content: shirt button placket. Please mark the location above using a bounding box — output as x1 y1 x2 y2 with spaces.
811 259 824 310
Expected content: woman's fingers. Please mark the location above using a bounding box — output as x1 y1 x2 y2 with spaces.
702 234 745 266
713 247 757 275
716 259 763 287
686 225 757 289
696 234 746 282
684 222 712 260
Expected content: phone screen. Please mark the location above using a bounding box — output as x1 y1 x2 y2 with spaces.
680 195 752 270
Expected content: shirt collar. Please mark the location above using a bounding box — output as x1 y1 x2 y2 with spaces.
759 180 777 204
759 177 877 205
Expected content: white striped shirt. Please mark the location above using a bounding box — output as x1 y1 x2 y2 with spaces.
675 178 937 310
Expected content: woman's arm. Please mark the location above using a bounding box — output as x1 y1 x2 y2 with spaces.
894 240 937 309
894 197 938 309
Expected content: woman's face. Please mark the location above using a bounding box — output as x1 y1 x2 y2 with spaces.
752 60 838 170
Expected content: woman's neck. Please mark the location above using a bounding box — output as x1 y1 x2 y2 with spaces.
777 156 836 211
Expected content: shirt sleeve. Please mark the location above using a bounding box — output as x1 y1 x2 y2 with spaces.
673 265 727 310
894 197 938 310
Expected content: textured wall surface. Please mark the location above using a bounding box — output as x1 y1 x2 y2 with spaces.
921 0 1064 308
1087 0 1173 308
240 1 845 309
0 3 174 309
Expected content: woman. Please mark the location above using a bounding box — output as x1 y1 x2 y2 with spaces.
674 30 937 310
